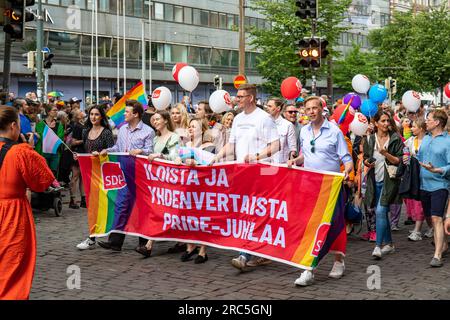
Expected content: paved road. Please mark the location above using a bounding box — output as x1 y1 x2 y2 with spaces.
30 193 449 300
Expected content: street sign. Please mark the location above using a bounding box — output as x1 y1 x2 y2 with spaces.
234 74 247 89
42 47 51 53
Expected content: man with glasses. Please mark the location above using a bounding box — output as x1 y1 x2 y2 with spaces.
416 109 450 267
283 104 302 152
211 84 280 270
288 96 353 286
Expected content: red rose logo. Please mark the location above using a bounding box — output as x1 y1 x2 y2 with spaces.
152 90 161 99
357 113 368 123
412 91 420 100
311 223 331 257
224 93 231 105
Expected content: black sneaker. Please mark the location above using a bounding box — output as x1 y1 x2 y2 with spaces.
97 240 121 251
167 243 187 253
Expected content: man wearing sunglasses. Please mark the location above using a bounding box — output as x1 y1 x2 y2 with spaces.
288 96 353 286
283 104 303 152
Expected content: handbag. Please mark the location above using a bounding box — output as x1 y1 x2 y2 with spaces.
385 162 399 179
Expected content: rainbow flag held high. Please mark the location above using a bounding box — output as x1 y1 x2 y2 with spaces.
107 82 148 127
42 125 63 154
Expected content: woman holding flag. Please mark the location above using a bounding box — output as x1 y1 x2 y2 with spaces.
35 104 65 177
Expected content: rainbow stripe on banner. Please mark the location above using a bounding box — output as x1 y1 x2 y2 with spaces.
42 125 63 154
107 82 148 127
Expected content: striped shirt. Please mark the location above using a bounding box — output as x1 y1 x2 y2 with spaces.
107 120 155 155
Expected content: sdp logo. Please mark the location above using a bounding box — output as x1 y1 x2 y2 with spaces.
101 162 127 191
311 223 331 257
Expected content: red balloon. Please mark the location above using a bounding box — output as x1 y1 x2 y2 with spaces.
330 104 355 136
280 77 302 100
172 63 188 82
445 83 450 99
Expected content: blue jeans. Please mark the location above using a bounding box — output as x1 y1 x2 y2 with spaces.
375 182 393 246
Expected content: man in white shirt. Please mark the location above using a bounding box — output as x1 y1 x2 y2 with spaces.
265 98 298 163
211 84 280 270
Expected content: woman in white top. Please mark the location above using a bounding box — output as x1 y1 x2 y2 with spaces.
404 119 433 241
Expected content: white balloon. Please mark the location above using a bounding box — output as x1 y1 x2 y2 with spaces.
178 66 199 92
350 112 369 136
352 74 371 94
402 90 421 113
209 90 232 114
151 86 172 110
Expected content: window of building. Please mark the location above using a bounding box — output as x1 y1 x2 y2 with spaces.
109 0 118 14
111 38 124 58
210 12 218 28
134 0 143 17
219 13 227 29
151 42 164 61
230 50 239 67
48 32 80 57
174 6 183 23
74 0 86 9
184 7 192 24
164 4 174 22
200 10 209 26
227 14 235 30
188 46 210 65
98 37 111 58
154 2 164 20
126 40 140 60
211 48 230 66
193 8 201 25
125 1 134 16
98 0 109 12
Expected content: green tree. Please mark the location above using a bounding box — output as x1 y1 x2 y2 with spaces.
368 6 450 101
333 43 378 93
249 0 352 96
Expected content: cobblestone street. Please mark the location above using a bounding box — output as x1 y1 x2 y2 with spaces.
30 194 449 300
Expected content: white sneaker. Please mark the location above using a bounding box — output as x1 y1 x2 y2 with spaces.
391 225 400 231
231 255 248 271
294 270 314 286
408 231 422 241
77 238 96 250
381 244 395 255
328 261 345 279
372 246 382 259
424 228 434 238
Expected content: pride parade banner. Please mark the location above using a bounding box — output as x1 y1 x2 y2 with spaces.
78 154 346 270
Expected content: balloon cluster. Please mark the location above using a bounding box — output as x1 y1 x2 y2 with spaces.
350 74 387 118
151 63 201 110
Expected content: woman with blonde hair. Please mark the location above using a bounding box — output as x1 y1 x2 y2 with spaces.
177 117 216 263
170 103 190 145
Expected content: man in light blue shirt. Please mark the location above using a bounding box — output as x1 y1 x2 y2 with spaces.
416 109 450 268
288 96 353 286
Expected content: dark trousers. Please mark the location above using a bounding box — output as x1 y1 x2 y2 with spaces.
109 232 148 248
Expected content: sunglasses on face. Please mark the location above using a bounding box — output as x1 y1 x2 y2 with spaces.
286 111 298 115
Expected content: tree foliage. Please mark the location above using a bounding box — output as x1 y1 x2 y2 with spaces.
248 0 352 96
368 6 450 99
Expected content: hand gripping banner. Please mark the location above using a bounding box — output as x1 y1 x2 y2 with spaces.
79 154 346 270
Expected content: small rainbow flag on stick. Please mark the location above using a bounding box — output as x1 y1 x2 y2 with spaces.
107 82 148 127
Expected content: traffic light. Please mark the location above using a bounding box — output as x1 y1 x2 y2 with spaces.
213 75 222 90
3 0 35 41
390 78 397 95
295 0 318 19
43 52 54 69
320 39 329 61
298 38 320 69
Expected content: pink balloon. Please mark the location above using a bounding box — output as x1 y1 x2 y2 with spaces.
172 63 188 82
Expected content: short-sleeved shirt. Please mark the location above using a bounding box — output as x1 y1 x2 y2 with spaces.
300 119 352 173
229 107 279 163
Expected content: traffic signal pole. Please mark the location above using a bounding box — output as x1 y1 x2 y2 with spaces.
2 33 12 92
36 0 44 102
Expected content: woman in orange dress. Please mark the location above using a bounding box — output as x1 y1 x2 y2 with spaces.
0 106 55 300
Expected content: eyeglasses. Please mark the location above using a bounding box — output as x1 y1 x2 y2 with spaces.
310 139 315 153
235 95 250 100
286 111 298 115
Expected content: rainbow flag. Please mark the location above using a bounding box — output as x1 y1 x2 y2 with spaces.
107 82 148 127
42 125 63 154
